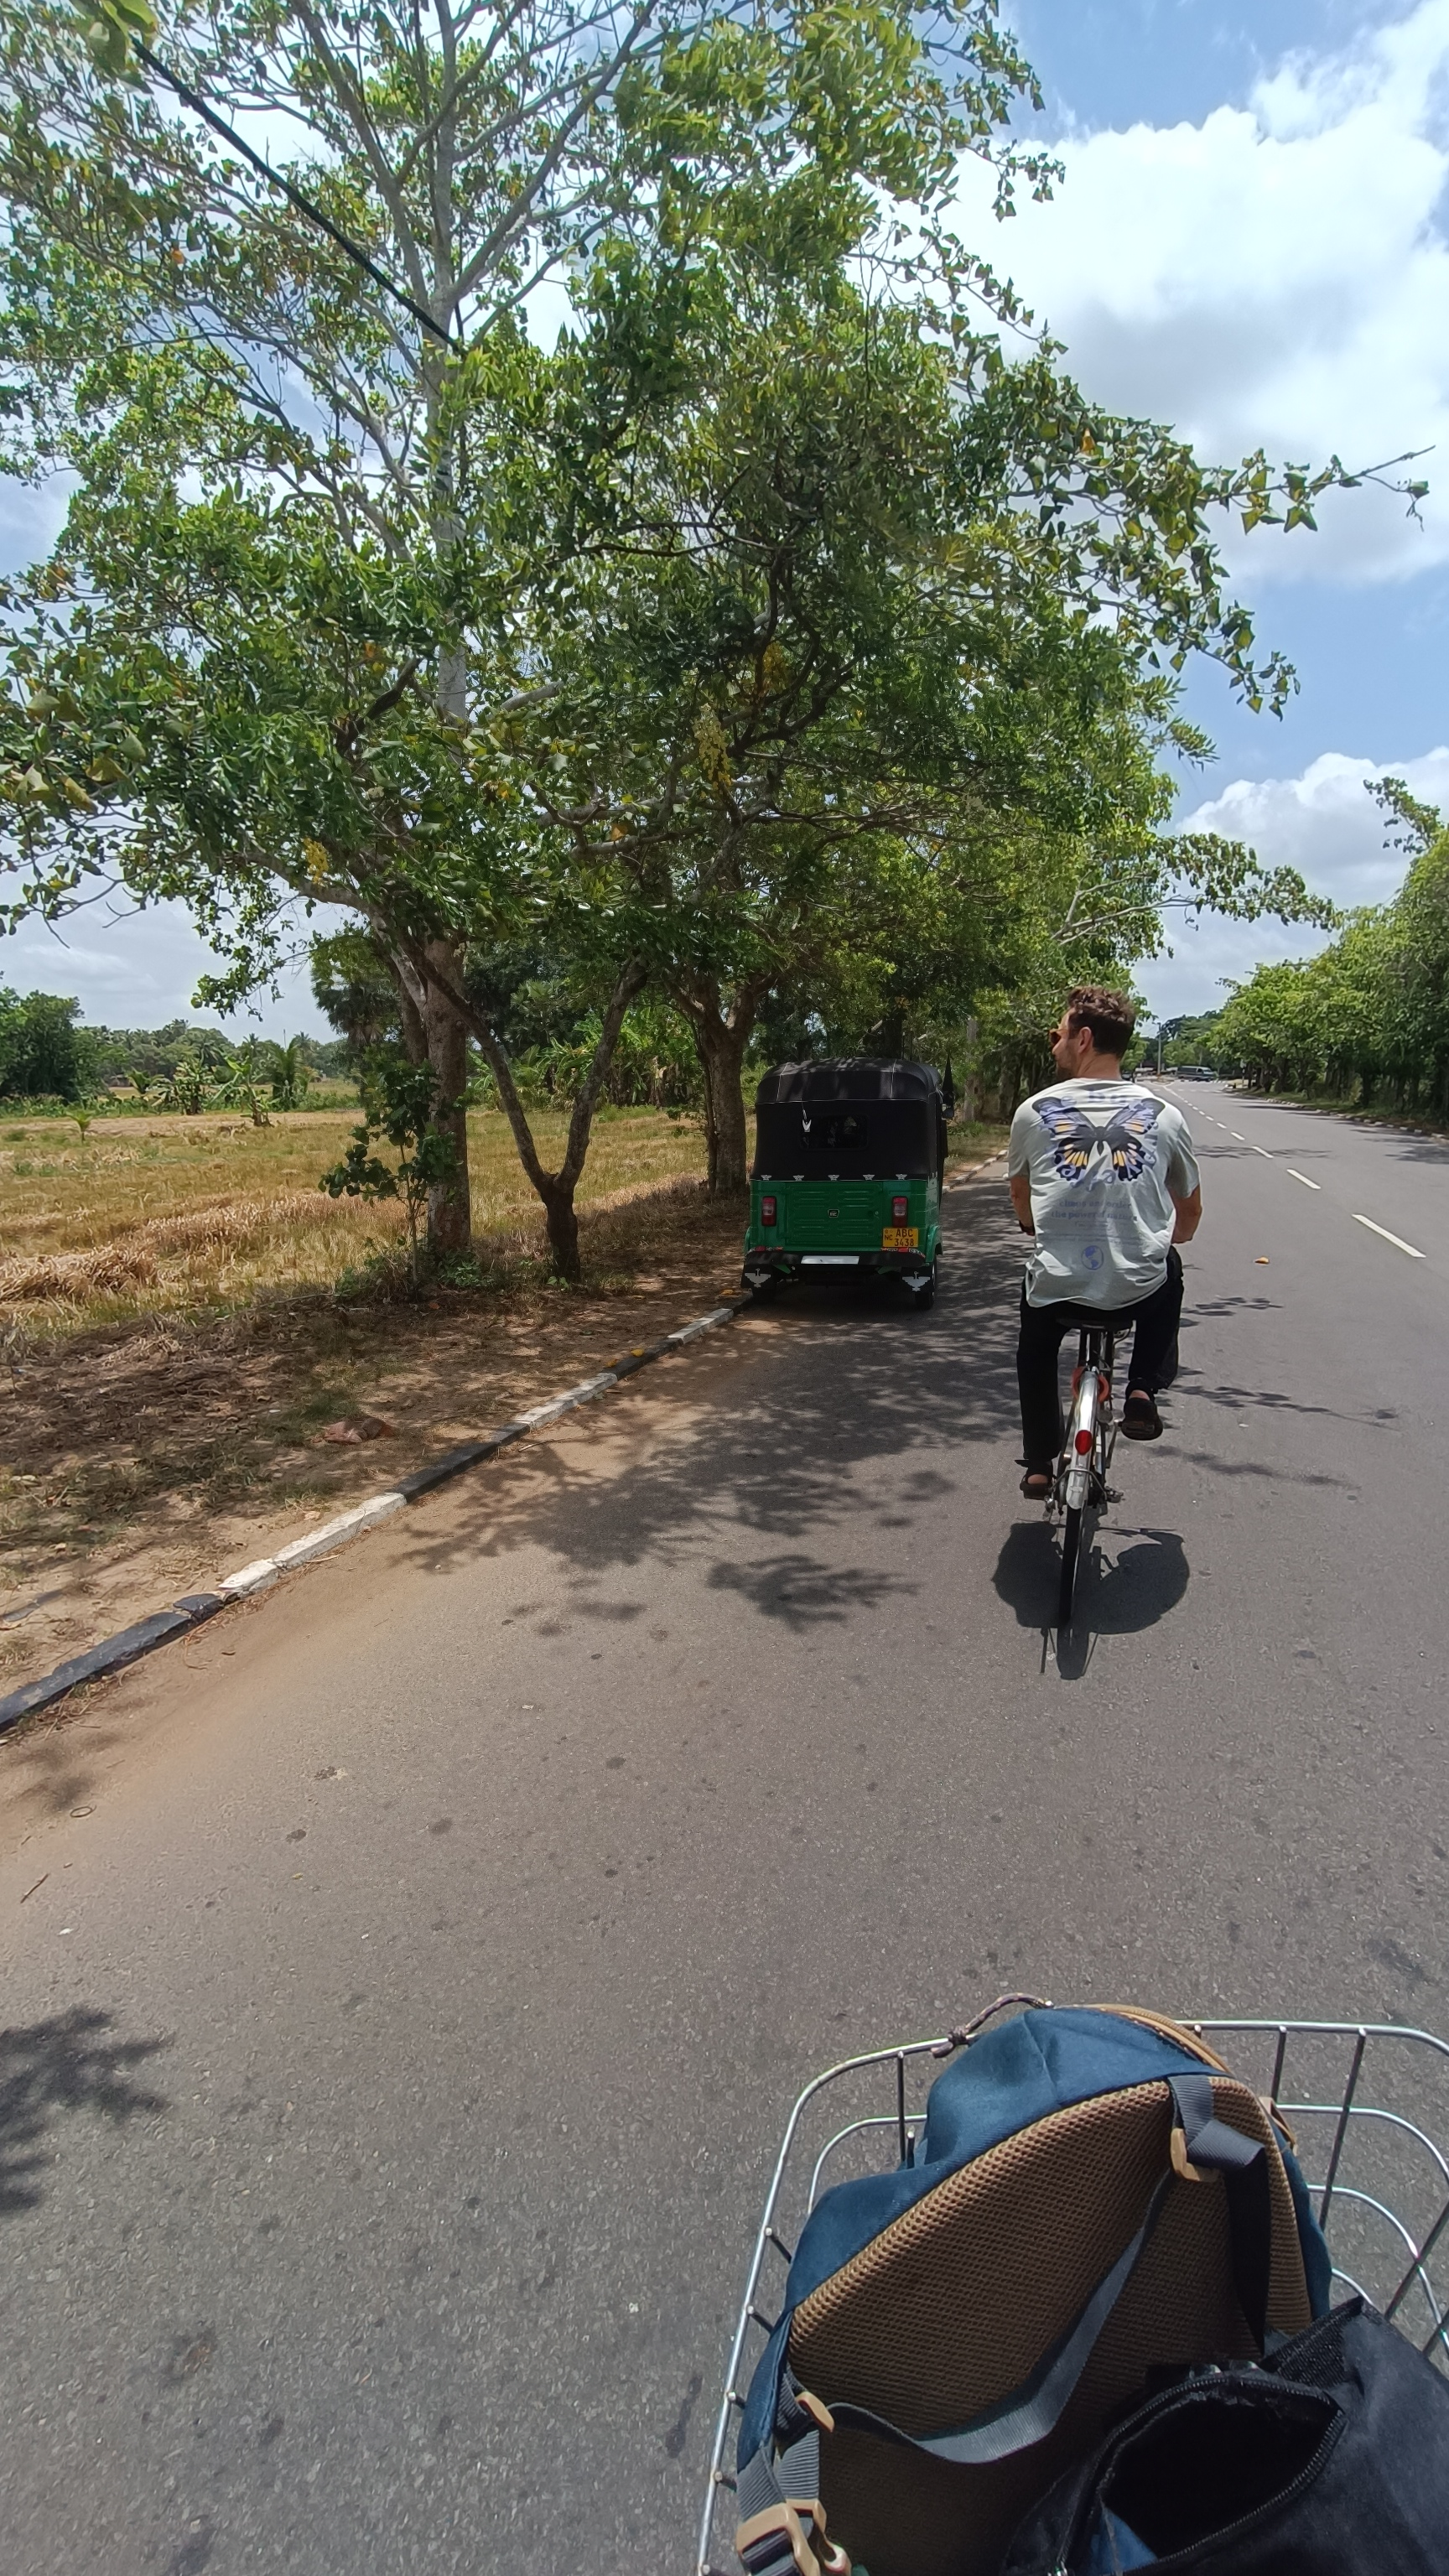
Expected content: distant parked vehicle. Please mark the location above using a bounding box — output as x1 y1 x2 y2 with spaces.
1167 1064 1217 1081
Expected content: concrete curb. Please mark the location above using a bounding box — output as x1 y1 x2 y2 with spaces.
0 1300 745 1737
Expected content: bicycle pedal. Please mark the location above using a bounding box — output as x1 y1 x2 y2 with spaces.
1104 1486 1122 1504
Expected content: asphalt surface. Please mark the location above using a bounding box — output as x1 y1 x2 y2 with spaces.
3 1089 1448 2575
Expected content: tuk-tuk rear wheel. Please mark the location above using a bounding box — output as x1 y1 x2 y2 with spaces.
907 1257 937 1311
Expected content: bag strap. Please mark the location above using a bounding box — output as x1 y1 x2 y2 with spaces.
815 2168 1177 2469
735 2387 849 2576
1166 2071 1272 2352
739 2073 1275 2558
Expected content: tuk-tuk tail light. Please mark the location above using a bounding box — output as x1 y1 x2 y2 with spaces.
760 1195 777 1227
891 1195 909 1223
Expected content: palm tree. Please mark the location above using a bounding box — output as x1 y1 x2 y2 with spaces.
266 1036 312 1113
212 1039 272 1124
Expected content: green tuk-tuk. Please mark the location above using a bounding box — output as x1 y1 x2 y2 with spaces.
740 1057 948 1309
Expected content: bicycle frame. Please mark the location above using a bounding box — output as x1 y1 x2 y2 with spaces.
1052 1326 1117 1626
1062 1351 1109 1510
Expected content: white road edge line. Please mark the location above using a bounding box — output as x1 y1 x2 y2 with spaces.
1352 1213 1425 1259
1287 1169 1321 1190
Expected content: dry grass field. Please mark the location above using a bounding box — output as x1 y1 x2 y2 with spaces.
0 1102 708 1339
0 1107 1005 1705
0 1101 738 1697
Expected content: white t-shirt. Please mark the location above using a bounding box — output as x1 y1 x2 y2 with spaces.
1008 1078 1200 1309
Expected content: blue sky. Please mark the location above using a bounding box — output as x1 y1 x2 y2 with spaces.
6 0 1449 1032
971 0 1449 1015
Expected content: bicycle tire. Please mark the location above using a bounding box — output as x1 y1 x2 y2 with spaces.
1057 1503 1083 1628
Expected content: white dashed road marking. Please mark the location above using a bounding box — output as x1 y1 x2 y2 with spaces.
1353 1213 1425 1259
1251 1145 1274 1159
1288 1169 1321 1190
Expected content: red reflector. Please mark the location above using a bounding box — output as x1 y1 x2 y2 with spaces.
891 1195 909 1223
760 1195 777 1226
1074 1428 1093 1454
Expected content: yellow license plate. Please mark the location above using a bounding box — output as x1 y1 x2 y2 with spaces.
880 1225 919 1249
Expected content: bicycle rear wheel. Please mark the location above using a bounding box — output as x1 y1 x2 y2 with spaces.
1057 1503 1083 1628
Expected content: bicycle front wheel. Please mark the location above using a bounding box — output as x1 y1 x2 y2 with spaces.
1057 1504 1083 1628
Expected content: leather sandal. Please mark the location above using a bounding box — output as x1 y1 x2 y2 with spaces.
1121 1389 1163 1441
1020 1467 1053 1499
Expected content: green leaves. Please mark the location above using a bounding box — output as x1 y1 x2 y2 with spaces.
0 0 1379 1135
1170 832 1337 931
322 1053 462 1282
1217 795 1449 1107
78 0 155 80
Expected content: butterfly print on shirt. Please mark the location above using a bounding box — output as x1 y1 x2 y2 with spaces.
1035 1093 1163 1185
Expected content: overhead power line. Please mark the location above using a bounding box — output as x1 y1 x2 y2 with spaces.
133 39 459 350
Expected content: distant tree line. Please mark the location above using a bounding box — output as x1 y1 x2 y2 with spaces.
0 989 346 1104
1216 781 1449 1114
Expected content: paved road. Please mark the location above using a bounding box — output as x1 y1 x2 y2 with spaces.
3 1092 1448 2575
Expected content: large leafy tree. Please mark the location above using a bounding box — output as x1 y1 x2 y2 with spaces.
0 0 1052 1265
482 248 1338 1186
0 0 1406 1257
0 985 96 1098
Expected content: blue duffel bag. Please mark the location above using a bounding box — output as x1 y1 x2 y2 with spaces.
735 2006 1331 2576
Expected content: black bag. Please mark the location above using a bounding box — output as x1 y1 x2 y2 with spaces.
1000 2297 1449 2573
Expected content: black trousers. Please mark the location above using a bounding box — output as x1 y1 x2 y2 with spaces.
1016 1249 1184 1469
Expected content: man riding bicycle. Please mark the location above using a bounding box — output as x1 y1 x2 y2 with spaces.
1008 987 1202 1502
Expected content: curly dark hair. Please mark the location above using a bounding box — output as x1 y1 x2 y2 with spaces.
1065 986 1137 1057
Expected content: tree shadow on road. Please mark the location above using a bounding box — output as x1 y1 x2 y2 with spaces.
1363 1133 1449 1168
706 1553 919 1629
1 2004 169 2217
1187 1384 1397 1425
1175 1450 1354 1488
380 1191 1026 1623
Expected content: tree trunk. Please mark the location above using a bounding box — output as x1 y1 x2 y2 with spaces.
387 956 428 1067
535 1178 580 1280
697 1015 751 1193
398 939 645 1282
673 974 765 1197
388 939 472 1260
421 938 471 1257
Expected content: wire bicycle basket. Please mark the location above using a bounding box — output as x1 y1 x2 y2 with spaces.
697 2012 1449 2576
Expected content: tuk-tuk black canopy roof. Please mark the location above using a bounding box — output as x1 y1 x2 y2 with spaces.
751 1059 947 1182
755 1058 942 1107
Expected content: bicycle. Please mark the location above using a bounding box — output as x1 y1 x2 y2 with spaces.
1052 1323 1119 1630
698 2007 1449 2576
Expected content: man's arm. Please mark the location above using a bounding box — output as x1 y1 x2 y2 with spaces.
1171 1184 1202 1244
1010 1172 1035 1233
1165 1113 1202 1244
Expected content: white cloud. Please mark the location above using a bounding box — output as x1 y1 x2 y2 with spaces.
1138 742 1449 1016
1181 742 1449 896
3 896 334 1038
958 0 1449 580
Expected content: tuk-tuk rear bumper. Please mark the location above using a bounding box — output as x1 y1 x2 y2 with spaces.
742 1246 937 1287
